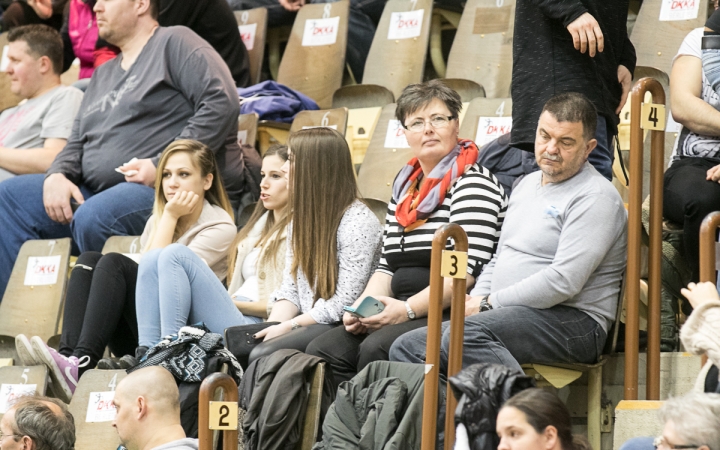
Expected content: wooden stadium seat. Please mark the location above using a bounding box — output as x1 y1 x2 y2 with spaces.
289 107 349 135
357 104 413 203
429 8 462 78
458 97 512 145
277 1 350 108
0 32 22 112
297 362 324 450
362 198 388 225
349 0 432 100
235 8 268 85
69 369 126 450
332 84 394 109
522 279 624 450
101 236 142 255
257 108 349 153
630 0 708 76
441 78 486 102
0 239 72 361
444 0 515 99
238 113 259 148
0 366 49 417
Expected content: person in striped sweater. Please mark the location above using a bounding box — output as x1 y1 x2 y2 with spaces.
306 80 508 385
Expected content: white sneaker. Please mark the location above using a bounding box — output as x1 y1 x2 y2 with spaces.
15 334 41 366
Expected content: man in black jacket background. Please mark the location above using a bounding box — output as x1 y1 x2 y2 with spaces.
510 0 636 181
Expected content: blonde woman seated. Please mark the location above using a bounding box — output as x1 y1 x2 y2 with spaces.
134 145 289 350
16 140 237 401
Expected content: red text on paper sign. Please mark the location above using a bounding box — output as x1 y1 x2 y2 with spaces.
95 398 116 412
312 23 335 35
396 15 419 28
241 32 253 44
32 261 57 275
670 0 695 10
486 124 512 136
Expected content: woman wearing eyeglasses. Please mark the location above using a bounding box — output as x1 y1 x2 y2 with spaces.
306 80 508 385
618 391 720 450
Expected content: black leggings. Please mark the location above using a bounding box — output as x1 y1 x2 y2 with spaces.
663 157 720 281
59 252 139 369
305 309 452 385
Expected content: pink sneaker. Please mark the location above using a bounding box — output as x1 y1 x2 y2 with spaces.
31 336 89 402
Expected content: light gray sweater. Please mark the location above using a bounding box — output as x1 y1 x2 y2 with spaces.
470 162 627 333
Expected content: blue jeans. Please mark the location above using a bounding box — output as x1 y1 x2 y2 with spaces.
619 437 654 450
389 305 606 373
135 244 260 348
0 175 154 298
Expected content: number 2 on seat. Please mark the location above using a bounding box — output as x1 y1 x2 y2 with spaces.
209 401 238 430
441 250 468 279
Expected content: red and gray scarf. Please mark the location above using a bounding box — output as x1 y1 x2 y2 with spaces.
392 139 479 232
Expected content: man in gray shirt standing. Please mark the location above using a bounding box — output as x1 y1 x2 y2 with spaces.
390 92 627 373
0 0 251 298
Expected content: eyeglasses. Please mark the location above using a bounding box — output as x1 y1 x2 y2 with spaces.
0 431 19 440
653 436 700 450
403 115 456 133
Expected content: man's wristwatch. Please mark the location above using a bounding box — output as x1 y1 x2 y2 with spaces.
405 301 416 320
480 295 493 312
290 319 301 330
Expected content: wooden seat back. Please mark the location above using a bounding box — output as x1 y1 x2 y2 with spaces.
235 8 268 85
357 104 412 202
458 97 513 146
445 0 515 98
630 0 708 76
101 236 142 255
238 112 259 148
0 239 71 341
361 0 433 99
289 107 349 136
277 1 350 108
69 370 127 450
0 366 48 418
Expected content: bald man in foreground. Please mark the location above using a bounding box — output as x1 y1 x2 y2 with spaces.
113 367 196 450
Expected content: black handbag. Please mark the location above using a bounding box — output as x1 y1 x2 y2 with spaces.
224 322 279 369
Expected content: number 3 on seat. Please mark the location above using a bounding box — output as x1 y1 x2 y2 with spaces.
441 250 468 279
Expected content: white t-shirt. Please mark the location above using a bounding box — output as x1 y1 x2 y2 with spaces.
0 85 83 180
231 246 260 302
673 27 720 160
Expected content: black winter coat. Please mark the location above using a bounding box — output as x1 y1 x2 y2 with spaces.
510 0 636 151
450 364 535 450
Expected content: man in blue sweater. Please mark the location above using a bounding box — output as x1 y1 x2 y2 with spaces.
390 92 627 372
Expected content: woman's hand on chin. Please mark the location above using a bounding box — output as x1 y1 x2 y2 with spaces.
254 321 292 341
164 191 201 219
359 296 407 331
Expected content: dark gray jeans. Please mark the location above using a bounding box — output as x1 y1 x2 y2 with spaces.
388 305 606 373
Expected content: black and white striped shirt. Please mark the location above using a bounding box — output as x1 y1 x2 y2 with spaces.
377 164 508 284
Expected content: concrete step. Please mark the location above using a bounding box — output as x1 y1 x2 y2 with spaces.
552 352 701 450
613 401 664 450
